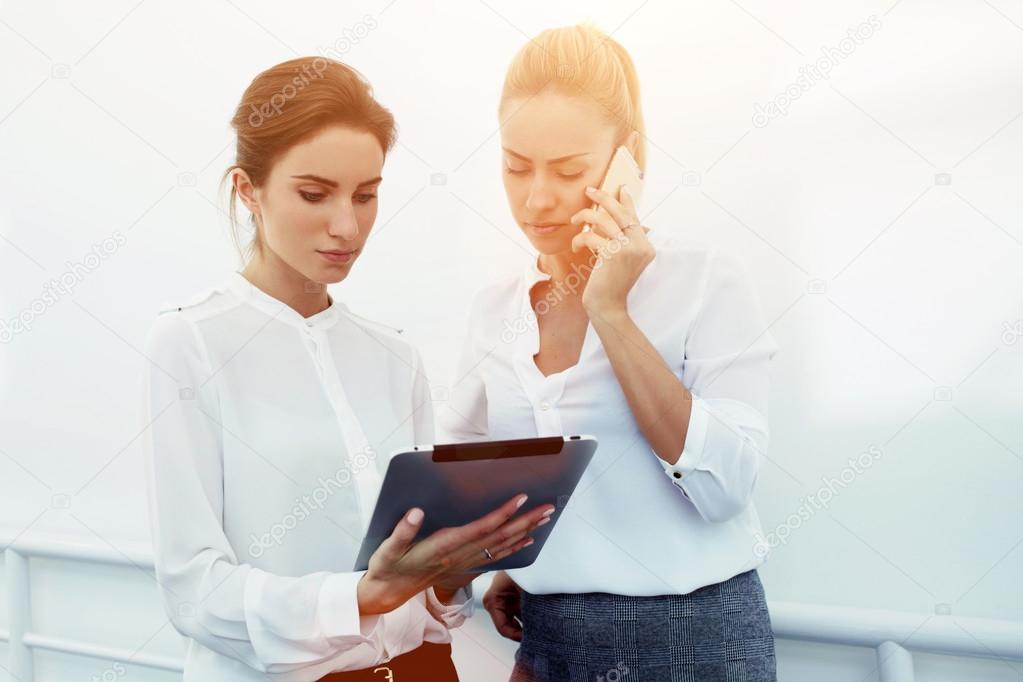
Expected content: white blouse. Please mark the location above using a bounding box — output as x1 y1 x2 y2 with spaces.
441 230 779 596
142 272 472 682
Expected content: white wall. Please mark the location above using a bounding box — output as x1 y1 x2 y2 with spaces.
1 0 1021 679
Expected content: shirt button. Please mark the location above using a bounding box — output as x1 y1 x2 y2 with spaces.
539 400 551 411
673 471 683 479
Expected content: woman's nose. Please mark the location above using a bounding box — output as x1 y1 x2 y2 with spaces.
526 188 556 212
328 203 360 240
525 177 558 212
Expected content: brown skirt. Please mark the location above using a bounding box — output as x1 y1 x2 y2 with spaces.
318 642 459 681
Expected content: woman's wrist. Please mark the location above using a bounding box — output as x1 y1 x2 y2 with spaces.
433 585 459 604
357 572 398 615
583 297 629 321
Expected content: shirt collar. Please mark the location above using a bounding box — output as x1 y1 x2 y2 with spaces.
516 256 550 321
523 255 552 287
225 271 343 331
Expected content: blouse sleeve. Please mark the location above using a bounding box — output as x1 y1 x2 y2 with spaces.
142 311 391 676
438 311 489 443
657 249 779 523
409 346 476 625
411 348 436 445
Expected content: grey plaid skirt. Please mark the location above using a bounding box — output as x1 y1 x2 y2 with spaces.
509 569 777 682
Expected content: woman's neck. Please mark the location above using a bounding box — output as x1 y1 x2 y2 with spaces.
537 247 595 287
241 255 331 319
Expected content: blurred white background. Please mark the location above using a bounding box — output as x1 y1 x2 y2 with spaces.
1 0 1021 680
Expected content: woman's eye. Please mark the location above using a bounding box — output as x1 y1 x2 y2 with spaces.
299 191 325 202
505 166 529 175
557 171 583 179
355 193 377 204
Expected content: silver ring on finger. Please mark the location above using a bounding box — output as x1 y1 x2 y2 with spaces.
483 547 494 560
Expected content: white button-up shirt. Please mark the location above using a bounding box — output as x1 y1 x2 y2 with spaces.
441 230 779 596
142 272 471 682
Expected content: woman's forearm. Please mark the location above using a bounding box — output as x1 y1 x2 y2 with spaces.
587 305 694 466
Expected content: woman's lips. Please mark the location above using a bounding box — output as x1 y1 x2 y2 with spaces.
527 222 566 235
317 249 357 264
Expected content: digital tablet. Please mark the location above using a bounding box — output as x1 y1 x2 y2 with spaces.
353 435 597 572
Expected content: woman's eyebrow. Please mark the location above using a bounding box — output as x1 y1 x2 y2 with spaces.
291 173 338 187
290 174 383 188
502 148 590 164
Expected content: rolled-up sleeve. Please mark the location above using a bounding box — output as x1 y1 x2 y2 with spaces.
658 249 779 523
142 312 389 676
424 584 476 628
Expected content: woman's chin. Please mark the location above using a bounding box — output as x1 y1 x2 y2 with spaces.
309 264 351 285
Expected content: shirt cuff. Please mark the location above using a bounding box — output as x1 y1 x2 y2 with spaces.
425 583 475 627
318 570 384 642
658 394 710 499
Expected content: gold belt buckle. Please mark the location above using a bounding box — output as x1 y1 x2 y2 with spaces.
372 666 394 681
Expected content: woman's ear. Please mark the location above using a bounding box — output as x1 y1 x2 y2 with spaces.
624 130 640 161
232 169 260 217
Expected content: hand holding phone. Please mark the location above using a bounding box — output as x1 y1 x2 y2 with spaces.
583 145 644 233
571 145 655 315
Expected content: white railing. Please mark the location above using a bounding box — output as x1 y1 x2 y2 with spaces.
3 529 1022 681
1 530 184 681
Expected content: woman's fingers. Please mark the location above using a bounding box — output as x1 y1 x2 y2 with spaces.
447 503 554 570
396 499 554 577
499 622 524 641
492 535 535 563
495 605 524 641
585 185 633 230
467 504 554 563
571 206 621 239
619 185 639 220
484 592 524 641
459 493 529 543
471 530 533 567
572 230 609 256
375 507 424 563
429 494 530 570
482 503 555 546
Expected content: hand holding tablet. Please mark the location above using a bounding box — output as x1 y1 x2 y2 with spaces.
354 435 597 613
357 492 555 613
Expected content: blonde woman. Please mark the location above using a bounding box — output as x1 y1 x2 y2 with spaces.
443 26 779 681
142 57 553 681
